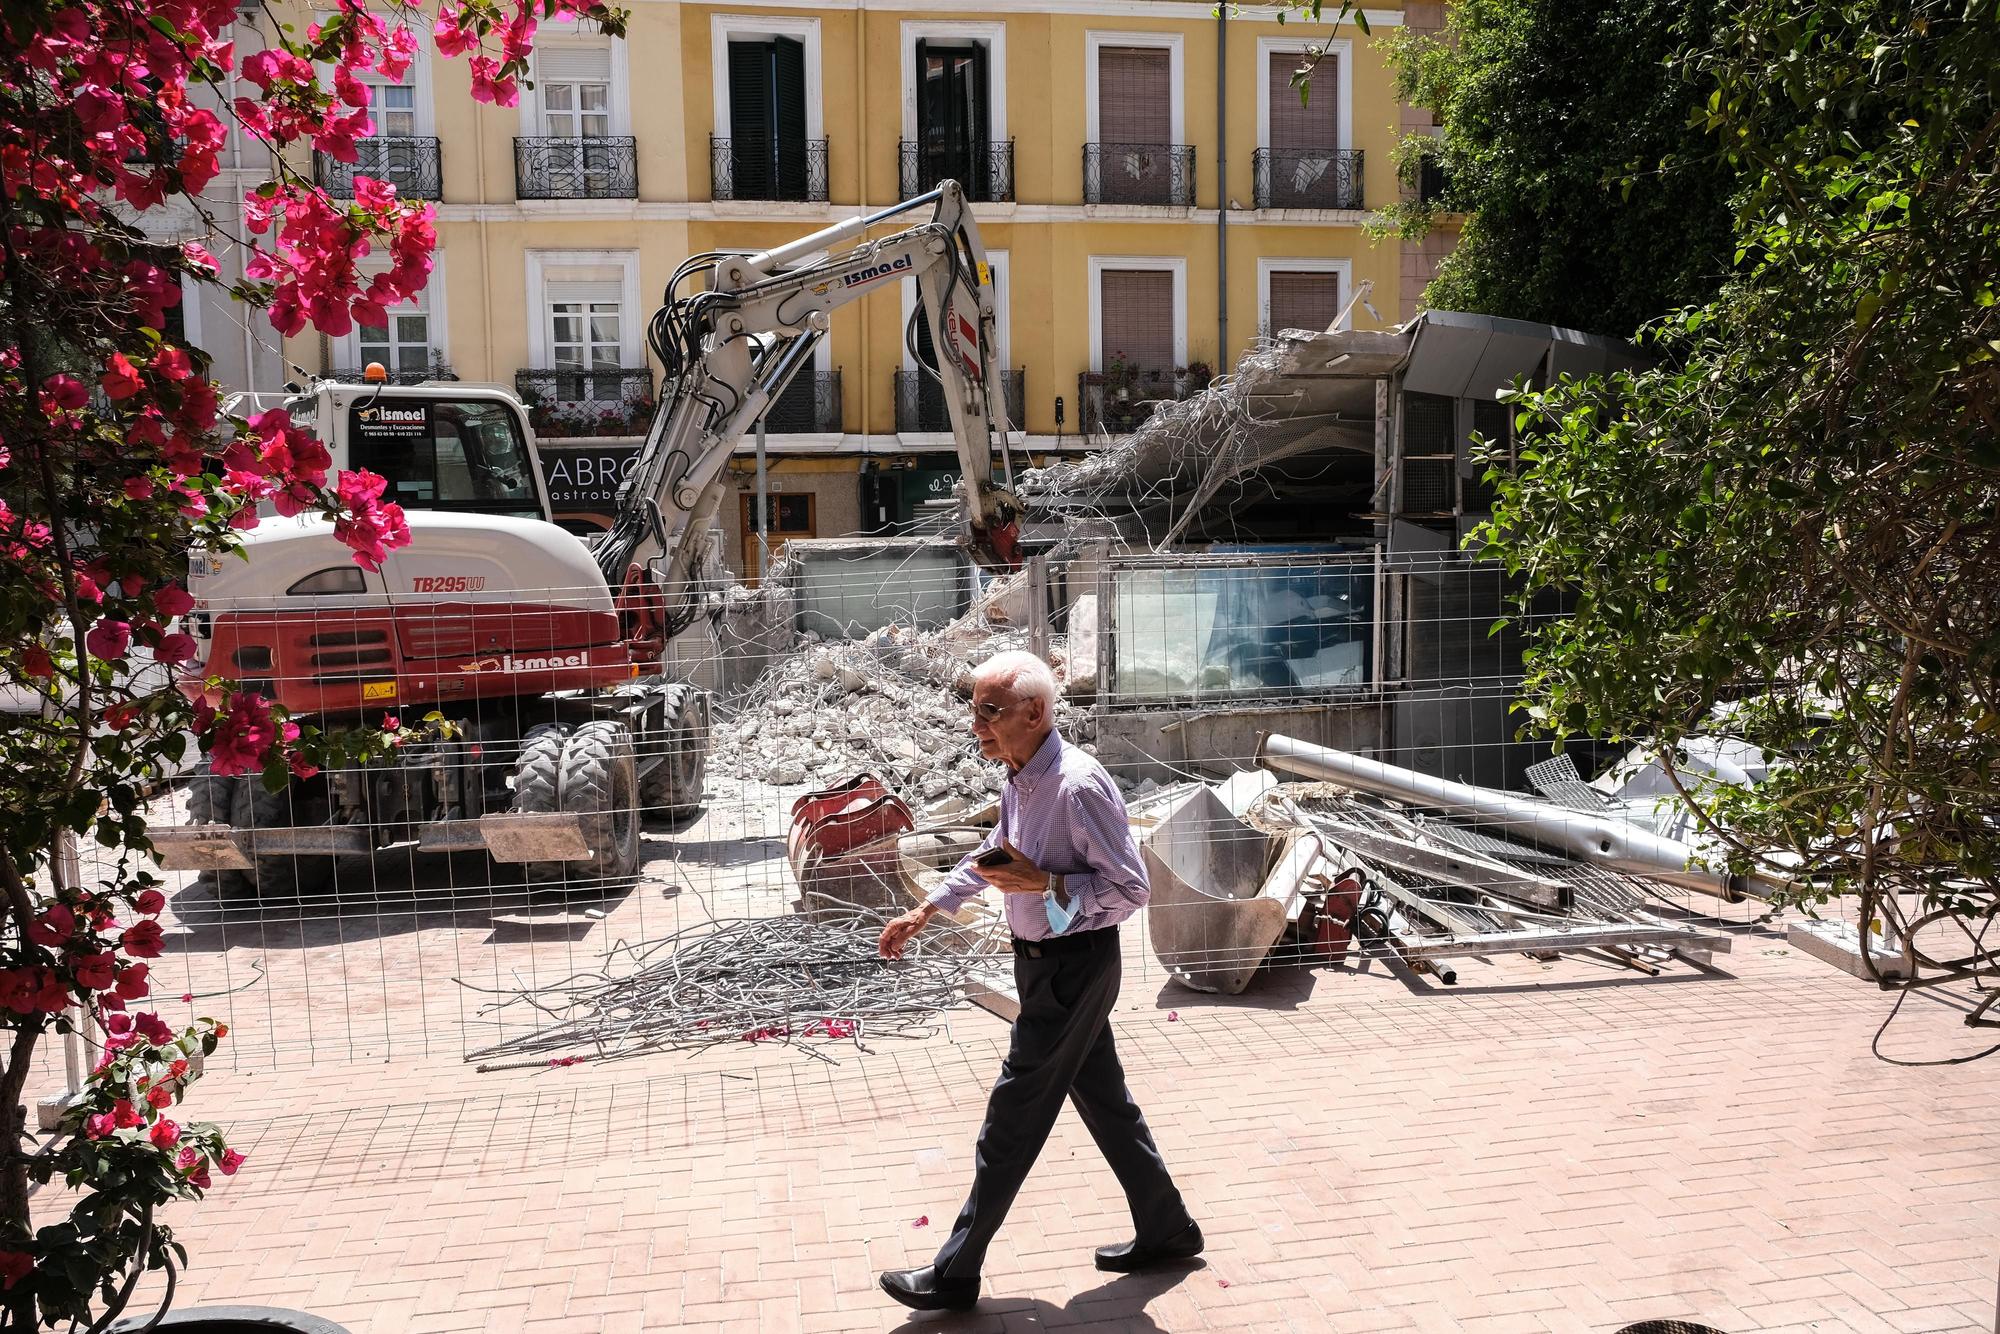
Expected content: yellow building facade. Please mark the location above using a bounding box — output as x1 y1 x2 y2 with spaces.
287 2 1441 576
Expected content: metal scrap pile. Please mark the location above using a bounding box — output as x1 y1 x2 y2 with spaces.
462 906 1002 1069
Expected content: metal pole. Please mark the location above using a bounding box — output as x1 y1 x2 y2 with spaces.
1216 6 1228 370
755 419 770 583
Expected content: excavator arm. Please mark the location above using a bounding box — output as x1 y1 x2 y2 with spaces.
594 182 1023 652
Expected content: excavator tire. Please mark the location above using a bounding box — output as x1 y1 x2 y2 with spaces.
185 761 250 897
558 720 640 889
230 775 328 900
509 723 570 885
640 688 710 822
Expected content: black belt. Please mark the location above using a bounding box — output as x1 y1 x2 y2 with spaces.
1011 926 1116 959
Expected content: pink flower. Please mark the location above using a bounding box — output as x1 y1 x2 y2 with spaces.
219 1148 246 1176
84 618 131 661
105 1011 135 1038
154 585 195 617
146 1084 173 1109
133 1011 175 1045
121 919 166 959
85 1113 117 1140
42 374 87 411
176 1146 199 1169
26 904 75 947
115 964 151 1001
72 953 116 991
21 646 53 679
99 351 143 400
149 1118 181 1150
112 1099 142 1129
0 1250 31 1291
432 7 474 57
206 692 279 777
135 889 166 915
123 476 156 500
155 632 199 665
154 345 194 382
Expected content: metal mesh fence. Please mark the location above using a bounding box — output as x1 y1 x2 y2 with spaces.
35 543 1793 1087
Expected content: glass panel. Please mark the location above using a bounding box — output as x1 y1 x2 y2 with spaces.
588 313 620 344
396 345 429 374
582 112 608 138
580 83 608 112
1111 559 1373 702
382 86 415 110
545 83 574 111
395 313 428 344
383 109 416 136
358 325 388 349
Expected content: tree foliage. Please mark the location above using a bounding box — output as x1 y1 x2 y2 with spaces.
1380 0 1741 337
0 1 622 1325
1476 0 2000 984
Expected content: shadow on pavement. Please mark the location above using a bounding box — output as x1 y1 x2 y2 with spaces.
892 1265 1199 1331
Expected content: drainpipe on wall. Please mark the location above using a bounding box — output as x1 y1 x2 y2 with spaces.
1215 7 1228 373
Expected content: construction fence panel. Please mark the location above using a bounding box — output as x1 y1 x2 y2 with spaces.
48 547 1771 1087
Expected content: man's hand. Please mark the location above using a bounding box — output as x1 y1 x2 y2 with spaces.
878 903 936 960
978 841 1052 896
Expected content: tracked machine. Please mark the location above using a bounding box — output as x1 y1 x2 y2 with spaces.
156 183 1022 894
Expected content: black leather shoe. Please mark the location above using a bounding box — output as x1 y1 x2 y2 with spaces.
879 1264 980 1312
1095 1220 1204 1272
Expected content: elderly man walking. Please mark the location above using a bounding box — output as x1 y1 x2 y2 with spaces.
875 650 1202 1312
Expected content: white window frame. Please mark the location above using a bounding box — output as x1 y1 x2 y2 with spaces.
523 250 641 369
899 21 1007 148
900 248 1010 373
1087 254 1186 372
1084 30 1184 147
175 271 204 356
1256 36 1352 154
1257 257 1353 336
711 14 824 144
362 38 433 139
517 22 630 138
332 252 449 374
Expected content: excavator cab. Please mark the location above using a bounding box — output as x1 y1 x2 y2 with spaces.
275 377 553 524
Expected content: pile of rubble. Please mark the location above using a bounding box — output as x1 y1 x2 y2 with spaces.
713 616 1077 804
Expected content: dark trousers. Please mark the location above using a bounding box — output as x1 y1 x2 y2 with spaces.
932 926 1190 1279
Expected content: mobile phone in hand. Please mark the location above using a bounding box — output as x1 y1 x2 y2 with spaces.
975 846 1014 870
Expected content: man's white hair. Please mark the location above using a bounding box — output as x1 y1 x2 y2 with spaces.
974 649 1058 711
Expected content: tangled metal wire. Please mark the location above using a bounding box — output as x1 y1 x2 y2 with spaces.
461 907 1004 1070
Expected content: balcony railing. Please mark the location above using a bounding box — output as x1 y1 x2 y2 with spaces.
898 140 1015 203
317 137 443 200
515 367 655 439
1078 367 1205 437
326 362 455 386
1252 147 1364 211
710 137 830 203
760 370 842 433
893 369 1027 434
513 136 638 200
1083 142 1196 207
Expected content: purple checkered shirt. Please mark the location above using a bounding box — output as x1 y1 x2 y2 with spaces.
925 728 1150 941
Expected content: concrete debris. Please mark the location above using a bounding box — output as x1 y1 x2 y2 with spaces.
714 612 1078 803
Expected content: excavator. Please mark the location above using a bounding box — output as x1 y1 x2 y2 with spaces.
153 182 1023 895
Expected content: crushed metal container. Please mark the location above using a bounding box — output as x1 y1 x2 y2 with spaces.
1140 785 1320 994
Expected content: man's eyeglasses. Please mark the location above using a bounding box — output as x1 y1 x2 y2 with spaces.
970 697 1023 723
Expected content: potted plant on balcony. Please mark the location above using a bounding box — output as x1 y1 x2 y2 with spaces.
0 1 625 1329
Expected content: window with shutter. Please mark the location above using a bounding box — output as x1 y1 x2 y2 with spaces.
726 37 809 200
1098 48 1169 143
1267 51 1336 151
1266 270 1343 336
1099 270 1175 374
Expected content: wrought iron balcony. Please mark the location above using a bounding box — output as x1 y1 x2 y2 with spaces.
513 136 638 200
1083 142 1196 207
1077 367 1206 437
893 369 1027 434
1252 147 1364 211
710 137 830 203
898 140 1015 203
760 370 842 433
317 137 443 200
326 362 455 386
514 367 655 439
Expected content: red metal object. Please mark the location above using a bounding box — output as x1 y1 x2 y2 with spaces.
1298 868 1366 963
787 773 916 907
192 602 631 719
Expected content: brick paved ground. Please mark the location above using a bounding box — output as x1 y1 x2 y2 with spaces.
40 786 1999 1334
